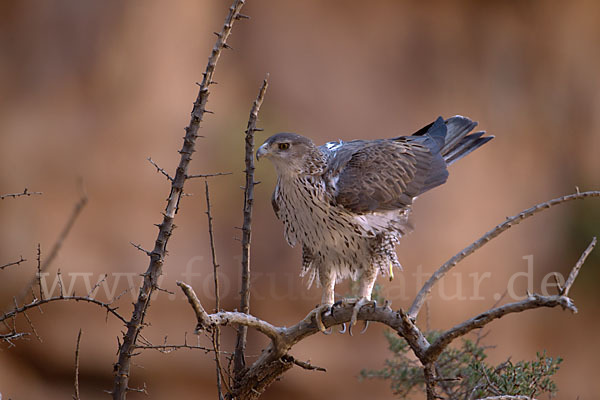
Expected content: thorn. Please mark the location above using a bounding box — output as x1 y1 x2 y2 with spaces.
223 43 233 50
213 32 222 38
253 128 264 132
235 13 250 20
204 110 215 114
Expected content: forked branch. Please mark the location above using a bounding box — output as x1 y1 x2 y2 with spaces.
408 190 600 320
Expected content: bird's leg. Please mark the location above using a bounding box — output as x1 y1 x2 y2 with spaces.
349 268 378 332
310 270 336 333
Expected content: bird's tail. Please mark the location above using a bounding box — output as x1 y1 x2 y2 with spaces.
440 116 493 165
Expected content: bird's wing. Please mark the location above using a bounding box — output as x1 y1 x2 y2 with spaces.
326 118 449 214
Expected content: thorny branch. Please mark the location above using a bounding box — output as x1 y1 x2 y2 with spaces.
408 190 600 320
0 188 42 200
1 294 127 326
176 191 597 400
233 74 269 377
111 1 248 398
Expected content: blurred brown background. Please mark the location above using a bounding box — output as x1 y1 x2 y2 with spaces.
1 1 599 399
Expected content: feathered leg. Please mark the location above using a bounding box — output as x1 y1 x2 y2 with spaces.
310 268 336 333
348 267 378 334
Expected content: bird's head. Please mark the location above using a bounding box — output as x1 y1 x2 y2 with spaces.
257 133 325 176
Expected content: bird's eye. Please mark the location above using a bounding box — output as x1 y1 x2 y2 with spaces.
278 143 290 150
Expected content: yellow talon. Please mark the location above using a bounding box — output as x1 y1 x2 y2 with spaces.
389 261 394 281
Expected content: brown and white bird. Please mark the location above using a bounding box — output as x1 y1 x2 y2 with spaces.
256 116 492 331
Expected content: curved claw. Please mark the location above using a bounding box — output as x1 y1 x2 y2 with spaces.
360 320 370 334
314 308 327 332
312 304 334 333
338 323 347 334
322 327 333 335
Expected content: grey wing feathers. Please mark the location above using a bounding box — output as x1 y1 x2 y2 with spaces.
327 115 492 214
329 138 443 213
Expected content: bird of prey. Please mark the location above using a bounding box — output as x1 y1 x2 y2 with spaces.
256 116 492 331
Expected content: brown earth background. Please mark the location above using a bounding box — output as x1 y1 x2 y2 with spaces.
1 1 599 399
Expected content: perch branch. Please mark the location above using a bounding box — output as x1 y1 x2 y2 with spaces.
234 74 269 376
0 188 42 200
177 229 594 399
111 1 248 398
408 190 600 320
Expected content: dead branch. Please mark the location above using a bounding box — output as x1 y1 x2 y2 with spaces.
73 329 82 400
0 255 26 271
0 188 42 200
136 333 214 354
16 191 88 303
561 236 596 296
234 74 269 376
186 172 232 179
424 293 577 362
111 1 248 398
147 157 174 182
477 396 537 400
408 190 600 320
1 294 127 326
205 181 225 399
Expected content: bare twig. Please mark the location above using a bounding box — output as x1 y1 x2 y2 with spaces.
136 333 214 354
409 190 600 320
186 172 232 179
111 1 248 398
16 191 88 303
205 182 221 312
147 157 174 182
282 355 326 372
233 73 269 377
561 236 596 296
205 181 225 399
0 255 26 271
73 329 82 400
1 295 127 326
0 188 42 200
477 396 537 400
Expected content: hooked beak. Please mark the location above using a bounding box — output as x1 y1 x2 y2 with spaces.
256 142 269 161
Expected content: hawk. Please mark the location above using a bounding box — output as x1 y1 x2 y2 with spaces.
256 116 492 331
